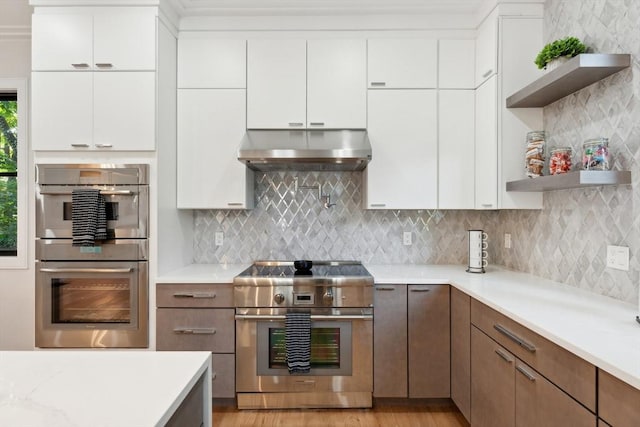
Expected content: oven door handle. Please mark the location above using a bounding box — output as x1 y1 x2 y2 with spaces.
39 267 134 274
38 190 136 196
235 314 373 321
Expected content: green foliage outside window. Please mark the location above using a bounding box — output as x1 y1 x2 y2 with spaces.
0 98 18 254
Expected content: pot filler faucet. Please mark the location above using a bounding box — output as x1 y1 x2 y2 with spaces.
294 177 336 209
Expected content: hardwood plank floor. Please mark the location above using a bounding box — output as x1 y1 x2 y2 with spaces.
213 400 470 427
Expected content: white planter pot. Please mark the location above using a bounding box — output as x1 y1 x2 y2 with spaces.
545 56 571 71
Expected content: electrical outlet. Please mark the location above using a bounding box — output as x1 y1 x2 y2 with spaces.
606 245 629 271
403 231 412 246
215 231 224 246
504 233 512 249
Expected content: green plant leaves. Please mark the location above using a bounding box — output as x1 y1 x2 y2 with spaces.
534 36 587 69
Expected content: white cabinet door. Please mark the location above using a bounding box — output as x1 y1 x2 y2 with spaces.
439 90 475 209
32 11 156 71
32 14 93 71
475 76 498 210
31 72 93 150
365 90 437 209
247 39 306 129
177 89 253 209
307 39 366 128
367 39 437 89
93 72 156 150
439 39 475 89
475 11 498 87
93 11 156 71
178 38 246 88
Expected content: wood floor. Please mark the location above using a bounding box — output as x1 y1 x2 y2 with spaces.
213 400 470 427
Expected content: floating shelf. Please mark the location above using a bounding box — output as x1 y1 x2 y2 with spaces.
506 170 631 192
506 54 631 108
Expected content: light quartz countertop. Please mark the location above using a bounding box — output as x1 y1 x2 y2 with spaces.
156 263 640 390
0 351 211 427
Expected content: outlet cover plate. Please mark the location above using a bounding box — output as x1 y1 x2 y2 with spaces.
606 245 629 271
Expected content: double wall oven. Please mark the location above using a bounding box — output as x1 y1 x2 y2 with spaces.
35 164 149 348
234 261 374 409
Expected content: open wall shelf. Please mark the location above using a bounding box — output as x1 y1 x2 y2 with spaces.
506 54 631 108
506 170 631 192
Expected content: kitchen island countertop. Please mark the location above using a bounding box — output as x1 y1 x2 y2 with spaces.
0 350 211 427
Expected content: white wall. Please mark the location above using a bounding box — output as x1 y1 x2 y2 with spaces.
0 1 34 350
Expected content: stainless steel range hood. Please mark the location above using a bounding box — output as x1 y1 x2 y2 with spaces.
237 130 372 171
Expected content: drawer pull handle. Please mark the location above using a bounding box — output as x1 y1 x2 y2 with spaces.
94 143 113 148
494 324 537 353
369 203 386 208
309 122 325 126
516 365 536 381
288 122 304 127
482 69 493 78
375 287 396 291
494 348 513 363
173 328 217 335
410 288 431 292
71 143 90 148
227 203 243 206
370 82 386 86
71 63 90 69
95 63 114 69
173 292 217 299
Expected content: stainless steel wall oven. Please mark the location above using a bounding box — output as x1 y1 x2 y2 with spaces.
35 164 149 348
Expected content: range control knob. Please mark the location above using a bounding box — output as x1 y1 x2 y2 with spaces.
322 289 334 305
273 293 285 304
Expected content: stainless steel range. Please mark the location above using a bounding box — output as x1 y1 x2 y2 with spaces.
234 260 374 409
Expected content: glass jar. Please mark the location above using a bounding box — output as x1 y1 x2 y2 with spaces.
582 138 610 170
526 131 546 177
549 146 572 175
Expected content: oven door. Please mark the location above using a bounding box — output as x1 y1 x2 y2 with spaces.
35 260 148 348
35 184 148 239
235 308 373 393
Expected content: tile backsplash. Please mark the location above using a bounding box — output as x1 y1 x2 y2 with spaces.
194 171 497 265
195 0 640 305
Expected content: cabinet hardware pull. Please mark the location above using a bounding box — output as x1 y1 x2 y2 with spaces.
410 288 431 292
227 203 243 206
173 327 217 335
71 63 90 69
482 69 493 78
370 203 386 207
94 143 113 148
211 372 217 380
494 348 513 363
95 63 113 68
288 122 304 127
40 267 133 274
370 82 386 86
375 286 396 291
494 324 537 353
235 314 372 321
309 122 325 126
296 380 316 384
71 143 90 148
516 365 536 381
39 190 135 196
173 292 217 299
481 203 494 208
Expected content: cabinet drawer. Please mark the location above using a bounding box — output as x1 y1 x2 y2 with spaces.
211 353 235 399
157 284 233 308
157 308 234 352
598 369 640 427
470 299 596 411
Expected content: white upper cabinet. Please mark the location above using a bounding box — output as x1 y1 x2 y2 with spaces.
247 38 366 129
475 75 498 210
178 38 246 88
32 10 156 71
367 39 437 89
475 10 498 87
307 39 366 129
247 39 307 129
365 90 438 210
438 39 476 89
438 90 475 209
177 89 253 209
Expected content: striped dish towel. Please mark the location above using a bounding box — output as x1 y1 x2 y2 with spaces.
72 189 107 247
285 312 312 374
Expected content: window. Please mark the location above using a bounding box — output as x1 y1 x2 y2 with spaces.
0 79 27 268
0 93 18 257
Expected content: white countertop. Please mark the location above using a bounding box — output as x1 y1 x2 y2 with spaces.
0 351 211 427
156 262 640 390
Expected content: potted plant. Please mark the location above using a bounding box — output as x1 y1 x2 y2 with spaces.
534 36 587 70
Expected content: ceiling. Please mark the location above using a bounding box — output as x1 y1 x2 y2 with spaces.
169 0 489 16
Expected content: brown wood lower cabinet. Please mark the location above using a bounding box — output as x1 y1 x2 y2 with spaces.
598 369 640 427
450 287 471 422
373 284 450 398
